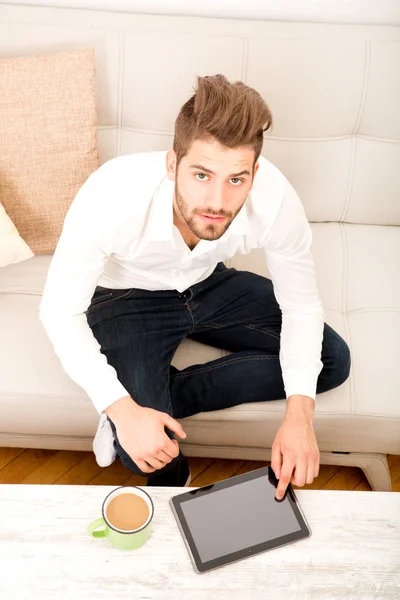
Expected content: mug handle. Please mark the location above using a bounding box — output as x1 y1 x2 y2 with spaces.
88 517 108 538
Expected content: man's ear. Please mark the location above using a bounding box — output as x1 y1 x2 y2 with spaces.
250 161 260 188
166 149 177 182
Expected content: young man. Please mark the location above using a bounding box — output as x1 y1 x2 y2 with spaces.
39 74 351 500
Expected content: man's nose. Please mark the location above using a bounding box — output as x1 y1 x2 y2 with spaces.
205 183 227 213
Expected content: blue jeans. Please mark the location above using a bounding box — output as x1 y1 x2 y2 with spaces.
86 263 351 479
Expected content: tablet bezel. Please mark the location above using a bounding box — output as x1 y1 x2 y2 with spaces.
169 465 311 574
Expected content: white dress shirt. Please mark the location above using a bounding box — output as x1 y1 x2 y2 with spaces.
39 151 324 415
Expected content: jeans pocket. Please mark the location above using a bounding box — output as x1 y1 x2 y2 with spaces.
86 287 135 314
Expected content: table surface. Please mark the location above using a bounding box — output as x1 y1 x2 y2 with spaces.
0 484 399 600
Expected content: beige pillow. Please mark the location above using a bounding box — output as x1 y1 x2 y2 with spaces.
0 47 99 254
0 201 33 267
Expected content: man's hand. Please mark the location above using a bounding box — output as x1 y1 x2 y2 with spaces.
271 395 320 500
105 396 187 474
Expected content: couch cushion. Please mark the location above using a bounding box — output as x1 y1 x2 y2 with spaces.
0 47 99 254
0 255 52 295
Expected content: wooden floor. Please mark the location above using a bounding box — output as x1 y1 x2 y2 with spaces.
0 448 399 491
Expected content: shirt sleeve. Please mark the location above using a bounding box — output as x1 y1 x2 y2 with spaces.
261 183 324 401
39 162 130 414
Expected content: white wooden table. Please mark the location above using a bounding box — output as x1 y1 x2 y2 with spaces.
0 485 399 600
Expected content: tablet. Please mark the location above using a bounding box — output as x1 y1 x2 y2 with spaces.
169 465 311 573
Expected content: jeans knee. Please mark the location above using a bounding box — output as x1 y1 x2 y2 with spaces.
322 325 351 390
336 338 351 385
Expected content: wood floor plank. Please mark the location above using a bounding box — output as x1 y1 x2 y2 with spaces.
87 459 134 486
21 451 88 484
54 454 103 485
387 454 400 470
388 454 400 484
353 479 372 491
392 479 400 492
190 458 247 487
321 466 364 490
186 456 216 482
122 472 147 487
0 447 26 470
0 449 57 484
0 449 398 491
229 460 269 478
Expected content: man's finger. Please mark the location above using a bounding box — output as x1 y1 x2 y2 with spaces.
293 459 307 488
163 413 187 439
136 459 156 474
306 462 315 485
145 455 166 470
276 456 295 500
154 449 174 465
163 437 180 459
271 444 282 479
314 457 320 478
276 474 290 500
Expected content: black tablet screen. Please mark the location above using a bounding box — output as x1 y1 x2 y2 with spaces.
180 474 302 562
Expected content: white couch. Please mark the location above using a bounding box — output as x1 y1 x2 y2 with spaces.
0 3 399 491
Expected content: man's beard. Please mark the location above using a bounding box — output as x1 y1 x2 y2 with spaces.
174 182 242 241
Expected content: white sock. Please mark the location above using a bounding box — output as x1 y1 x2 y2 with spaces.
93 413 117 467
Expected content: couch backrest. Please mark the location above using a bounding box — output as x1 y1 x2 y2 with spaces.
0 4 399 226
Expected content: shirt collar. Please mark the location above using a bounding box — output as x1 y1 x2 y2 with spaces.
144 176 251 243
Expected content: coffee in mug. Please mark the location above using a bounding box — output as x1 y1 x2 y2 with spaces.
88 486 154 551
106 492 150 531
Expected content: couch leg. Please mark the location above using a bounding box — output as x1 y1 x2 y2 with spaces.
321 452 392 491
355 453 392 491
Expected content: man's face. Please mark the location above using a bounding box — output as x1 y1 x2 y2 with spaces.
167 138 259 241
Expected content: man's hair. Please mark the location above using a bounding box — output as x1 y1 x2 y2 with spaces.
173 74 272 167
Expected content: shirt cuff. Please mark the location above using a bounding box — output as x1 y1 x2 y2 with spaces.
283 367 319 401
89 379 131 415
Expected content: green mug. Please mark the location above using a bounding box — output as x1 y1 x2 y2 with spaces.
88 486 154 551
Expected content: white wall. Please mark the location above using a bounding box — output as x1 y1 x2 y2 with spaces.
1 0 400 26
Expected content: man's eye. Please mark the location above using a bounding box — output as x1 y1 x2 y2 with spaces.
230 178 243 185
195 173 208 180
